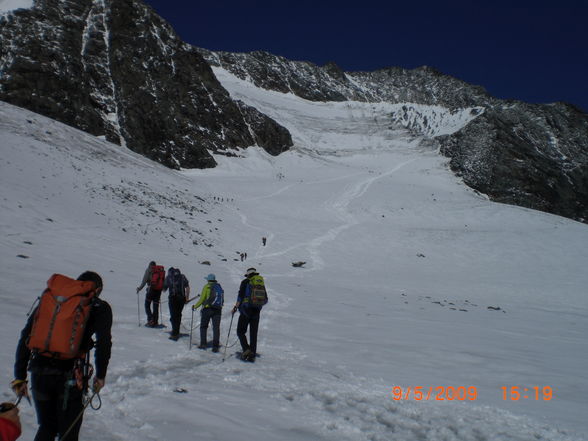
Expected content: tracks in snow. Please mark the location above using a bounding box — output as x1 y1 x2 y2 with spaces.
237 159 415 272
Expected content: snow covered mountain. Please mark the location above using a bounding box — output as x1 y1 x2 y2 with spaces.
0 0 292 168
2 2 588 440
2 75 588 441
1 0 587 224
199 49 588 224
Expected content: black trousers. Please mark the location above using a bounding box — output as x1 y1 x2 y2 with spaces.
145 288 162 323
168 296 185 336
200 308 221 348
237 308 260 354
31 369 84 441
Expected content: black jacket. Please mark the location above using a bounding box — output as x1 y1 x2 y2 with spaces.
14 298 113 380
237 274 262 314
237 277 250 305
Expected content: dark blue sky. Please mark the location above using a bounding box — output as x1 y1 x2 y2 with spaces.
143 0 588 111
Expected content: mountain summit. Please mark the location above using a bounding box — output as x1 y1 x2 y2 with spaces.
1 0 587 222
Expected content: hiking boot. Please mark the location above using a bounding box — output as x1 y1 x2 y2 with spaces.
197 344 207 350
241 349 254 361
169 334 179 341
212 346 220 353
145 321 155 328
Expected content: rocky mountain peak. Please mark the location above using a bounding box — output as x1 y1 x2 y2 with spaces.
0 0 293 169
1 0 587 223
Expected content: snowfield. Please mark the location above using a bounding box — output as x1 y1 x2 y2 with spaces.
1 70 587 441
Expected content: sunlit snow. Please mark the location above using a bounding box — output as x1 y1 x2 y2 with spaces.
1 70 587 441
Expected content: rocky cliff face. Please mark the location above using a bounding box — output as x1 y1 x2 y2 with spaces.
437 103 588 222
201 49 588 223
1 1 586 222
0 0 292 169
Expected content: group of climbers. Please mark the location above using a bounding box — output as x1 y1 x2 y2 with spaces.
135 261 192 340
161 237 269 353
6 263 268 440
136 262 268 360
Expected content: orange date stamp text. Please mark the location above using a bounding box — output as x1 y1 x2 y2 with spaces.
391 386 478 401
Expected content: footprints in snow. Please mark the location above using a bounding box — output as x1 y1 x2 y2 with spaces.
400 293 507 313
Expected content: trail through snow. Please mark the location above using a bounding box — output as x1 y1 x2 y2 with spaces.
1 68 587 441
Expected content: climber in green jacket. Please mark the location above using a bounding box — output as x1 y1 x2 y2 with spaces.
192 274 224 352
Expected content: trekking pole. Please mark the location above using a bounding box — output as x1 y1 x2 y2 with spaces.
188 306 194 350
222 312 235 362
159 300 163 326
59 391 100 441
137 291 141 327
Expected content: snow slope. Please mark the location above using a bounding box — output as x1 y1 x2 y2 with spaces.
1 86 587 441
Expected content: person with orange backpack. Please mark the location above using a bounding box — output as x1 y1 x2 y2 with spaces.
136 261 165 327
12 271 112 441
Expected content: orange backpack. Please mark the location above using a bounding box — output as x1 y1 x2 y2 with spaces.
27 274 97 359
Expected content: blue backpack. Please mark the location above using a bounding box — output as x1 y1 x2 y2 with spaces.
204 282 224 309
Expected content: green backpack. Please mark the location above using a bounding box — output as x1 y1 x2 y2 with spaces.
247 275 268 308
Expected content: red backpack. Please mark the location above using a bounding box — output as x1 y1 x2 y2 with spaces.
27 274 97 359
150 265 165 290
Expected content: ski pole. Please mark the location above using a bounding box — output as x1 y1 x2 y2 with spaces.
222 312 235 362
185 294 200 304
159 300 163 325
189 306 194 350
137 291 141 327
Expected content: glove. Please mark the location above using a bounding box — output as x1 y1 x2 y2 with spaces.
136 287 141 294
92 377 105 394
231 305 238 315
10 379 28 399
191 305 198 311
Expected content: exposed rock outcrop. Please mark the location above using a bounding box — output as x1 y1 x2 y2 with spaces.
0 0 292 169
